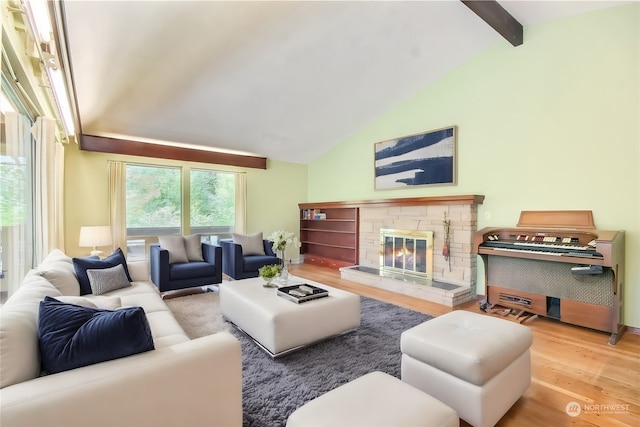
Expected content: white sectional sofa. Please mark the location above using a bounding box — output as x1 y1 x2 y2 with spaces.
0 249 242 427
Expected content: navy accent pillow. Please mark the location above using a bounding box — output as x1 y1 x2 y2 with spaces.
73 248 132 295
38 296 154 374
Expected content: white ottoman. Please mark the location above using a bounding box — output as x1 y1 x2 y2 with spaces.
286 371 459 427
401 311 532 427
219 277 360 357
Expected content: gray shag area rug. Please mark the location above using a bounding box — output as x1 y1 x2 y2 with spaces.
165 290 432 427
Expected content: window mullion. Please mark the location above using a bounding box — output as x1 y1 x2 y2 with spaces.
182 166 190 235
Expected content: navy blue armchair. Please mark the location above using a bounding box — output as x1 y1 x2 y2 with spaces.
220 239 280 280
150 243 222 292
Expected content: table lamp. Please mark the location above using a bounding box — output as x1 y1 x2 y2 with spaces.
79 226 113 257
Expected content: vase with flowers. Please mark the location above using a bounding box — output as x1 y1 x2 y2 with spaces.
266 230 301 284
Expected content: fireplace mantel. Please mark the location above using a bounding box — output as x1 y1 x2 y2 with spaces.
299 194 484 210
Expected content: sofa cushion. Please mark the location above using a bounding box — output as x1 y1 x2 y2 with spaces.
36 249 83 296
87 263 131 295
169 262 217 281
40 248 74 265
158 235 189 264
232 232 265 256
38 297 155 374
184 234 204 262
72 248 132 295
36 262 81 296
56 295 122 311
0 274 62 389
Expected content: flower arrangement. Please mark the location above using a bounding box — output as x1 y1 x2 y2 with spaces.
258 264 282 288
267 231 301 285
267 230 301 254
258 264 282 280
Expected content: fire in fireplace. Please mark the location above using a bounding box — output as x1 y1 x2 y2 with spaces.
380 229 434 279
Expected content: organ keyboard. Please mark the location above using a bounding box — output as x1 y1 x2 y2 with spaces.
481 240 601 258
473 210 625 344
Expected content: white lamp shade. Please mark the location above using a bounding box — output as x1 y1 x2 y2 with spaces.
79 226 113 248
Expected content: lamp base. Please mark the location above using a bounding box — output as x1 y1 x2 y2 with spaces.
89 250 103 257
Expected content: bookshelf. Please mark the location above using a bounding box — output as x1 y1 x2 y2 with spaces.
299 203 359 269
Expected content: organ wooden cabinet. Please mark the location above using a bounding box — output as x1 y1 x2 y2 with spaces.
473 210 626 344
299 202 359 269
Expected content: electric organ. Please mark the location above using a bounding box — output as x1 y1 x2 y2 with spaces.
473 210 625 344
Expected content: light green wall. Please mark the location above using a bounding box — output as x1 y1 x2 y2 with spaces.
63 143 307 260
308 5 640 327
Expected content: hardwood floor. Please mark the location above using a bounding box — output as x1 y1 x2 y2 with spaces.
288 263 640 427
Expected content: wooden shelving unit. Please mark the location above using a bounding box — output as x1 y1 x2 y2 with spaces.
299 203 359 269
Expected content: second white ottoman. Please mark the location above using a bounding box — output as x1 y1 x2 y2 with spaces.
401 310 532 427
286 371 458 427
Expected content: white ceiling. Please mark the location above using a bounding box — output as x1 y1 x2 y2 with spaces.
62 1 629 164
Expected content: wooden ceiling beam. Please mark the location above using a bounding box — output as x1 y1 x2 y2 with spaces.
80 134 267 169
461 0 523 47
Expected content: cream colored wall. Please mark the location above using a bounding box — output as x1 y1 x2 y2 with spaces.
63 143 307 260
307 5 640 327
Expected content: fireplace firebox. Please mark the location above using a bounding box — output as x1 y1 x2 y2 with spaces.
380 229 433 279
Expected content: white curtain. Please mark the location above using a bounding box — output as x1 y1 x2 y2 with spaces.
32 116 63 263
3 112 33 295
108 161 127 255
235 172 247 235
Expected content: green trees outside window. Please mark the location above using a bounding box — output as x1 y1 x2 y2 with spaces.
124 164 236 260
126 165 181 230
190 168 235 229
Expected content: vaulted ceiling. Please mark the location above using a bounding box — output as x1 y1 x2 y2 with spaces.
61 1 628 164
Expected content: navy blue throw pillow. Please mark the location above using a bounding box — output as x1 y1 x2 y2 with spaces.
73 248 132 295
38 296 155 374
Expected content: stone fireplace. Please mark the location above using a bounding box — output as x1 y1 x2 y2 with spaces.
339 195 484 307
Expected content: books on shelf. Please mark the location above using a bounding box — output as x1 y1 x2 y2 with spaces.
302 209 326 220
277 284 329 304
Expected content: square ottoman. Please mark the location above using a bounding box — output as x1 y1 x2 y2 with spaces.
286 371 459 427
401 310 532 427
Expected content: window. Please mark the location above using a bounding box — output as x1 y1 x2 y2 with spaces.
126 165 181 235
190 168 235 239
0 82 35 301
124 164 237 260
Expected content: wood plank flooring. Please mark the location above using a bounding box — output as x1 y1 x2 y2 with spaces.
288 263 640 427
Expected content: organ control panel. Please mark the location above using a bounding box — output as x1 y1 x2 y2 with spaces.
473 210 625 344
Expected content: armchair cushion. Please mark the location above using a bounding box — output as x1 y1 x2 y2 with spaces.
184 234 204 261
158 235 189 264
170 262 217 281
244 256 280 272
232 232 265 256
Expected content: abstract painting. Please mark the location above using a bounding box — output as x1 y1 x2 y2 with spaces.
374 126 457 190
